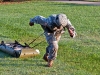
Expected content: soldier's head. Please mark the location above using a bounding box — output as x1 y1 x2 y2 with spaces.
55 13 68 27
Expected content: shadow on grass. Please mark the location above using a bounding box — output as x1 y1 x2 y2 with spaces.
0 57 47 68
21 58 48 67
0 51 47 67
0 35 9 39
0 51 12 58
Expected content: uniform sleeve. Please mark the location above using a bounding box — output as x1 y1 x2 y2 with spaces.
65 19 75 32
30 16 47 26
65 19 72 28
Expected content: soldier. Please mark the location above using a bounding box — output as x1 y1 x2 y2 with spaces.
29 13 77 67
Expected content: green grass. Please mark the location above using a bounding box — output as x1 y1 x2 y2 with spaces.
0 1 100 75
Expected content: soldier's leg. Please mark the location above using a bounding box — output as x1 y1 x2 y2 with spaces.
43 32 54 62
43 45 50 62
47 40 59 67
54 33 62 58
44 32 58 67
48 41 58 60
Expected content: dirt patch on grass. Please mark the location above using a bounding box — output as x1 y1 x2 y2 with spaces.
0 0 31 5
51 1 100 5
0 1 100 5
0 2 22 5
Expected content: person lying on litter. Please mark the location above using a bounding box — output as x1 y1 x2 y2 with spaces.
29 13 77 67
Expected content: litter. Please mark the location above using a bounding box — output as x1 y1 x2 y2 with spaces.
0 40 40 58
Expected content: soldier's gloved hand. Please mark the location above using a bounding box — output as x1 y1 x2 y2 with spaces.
29 22 34 26
68 28 76 38
53 27 57 31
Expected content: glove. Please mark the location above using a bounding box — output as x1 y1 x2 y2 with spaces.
29 22 34 26
68 28 74 38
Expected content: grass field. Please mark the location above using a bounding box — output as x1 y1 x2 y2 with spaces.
0 1 100 75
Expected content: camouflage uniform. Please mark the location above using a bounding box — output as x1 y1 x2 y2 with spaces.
30 14 76 61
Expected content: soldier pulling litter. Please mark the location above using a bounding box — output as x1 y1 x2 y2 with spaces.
29 13 77 67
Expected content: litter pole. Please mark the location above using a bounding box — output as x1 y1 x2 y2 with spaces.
31 40 44 48
28 32 44 46
0 41 40 58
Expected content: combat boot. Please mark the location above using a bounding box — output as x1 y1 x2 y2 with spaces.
43 53 48 62
48 60 53 67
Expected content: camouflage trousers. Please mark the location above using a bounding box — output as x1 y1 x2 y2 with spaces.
44 31 62 60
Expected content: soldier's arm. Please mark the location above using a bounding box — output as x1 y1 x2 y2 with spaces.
65 19 77 38
29 16 47 26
